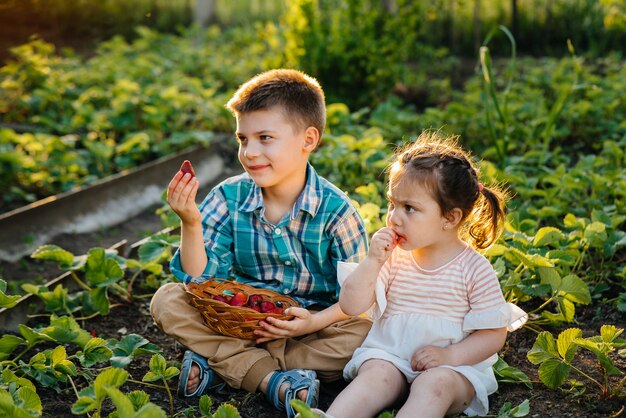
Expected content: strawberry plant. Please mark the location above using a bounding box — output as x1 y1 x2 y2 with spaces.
528 325 626 398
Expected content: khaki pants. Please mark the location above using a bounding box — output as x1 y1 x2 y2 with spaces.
150 282 372 393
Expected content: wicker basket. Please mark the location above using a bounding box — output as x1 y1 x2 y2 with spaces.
186 280 299 339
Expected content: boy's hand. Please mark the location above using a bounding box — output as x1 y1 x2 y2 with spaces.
367 227 398 265
410 345 453 371
167 171 201 225
253 307 317 344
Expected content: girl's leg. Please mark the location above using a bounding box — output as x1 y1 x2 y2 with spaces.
326 359 407 418
395 368 474 418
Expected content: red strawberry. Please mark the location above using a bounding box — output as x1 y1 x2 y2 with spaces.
213 295 230 304
248 294 263 307
230 292 247 307
260 301 276 313
249 305 261 312
271 308 284 315
179 160 196 177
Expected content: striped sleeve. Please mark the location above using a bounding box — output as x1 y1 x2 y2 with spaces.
462 251 509 331
466 252 506 311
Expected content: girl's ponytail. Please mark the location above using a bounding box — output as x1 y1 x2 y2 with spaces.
468 184 507 249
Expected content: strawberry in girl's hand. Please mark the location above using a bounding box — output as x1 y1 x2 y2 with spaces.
179 160 196 177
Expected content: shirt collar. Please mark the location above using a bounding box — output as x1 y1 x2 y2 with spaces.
238 163 322 219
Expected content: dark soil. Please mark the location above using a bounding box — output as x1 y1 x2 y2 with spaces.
2 189 625 418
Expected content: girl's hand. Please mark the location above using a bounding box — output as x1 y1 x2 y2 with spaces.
367 227 398 265
167 171 201 225
411 345 454 371
253 307 316 344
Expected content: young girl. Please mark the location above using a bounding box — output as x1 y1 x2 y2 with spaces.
322 132 527 418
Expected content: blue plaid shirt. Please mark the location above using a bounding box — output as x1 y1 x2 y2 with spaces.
170 163 368 307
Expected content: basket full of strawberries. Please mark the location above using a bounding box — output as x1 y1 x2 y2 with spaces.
185 280 299 339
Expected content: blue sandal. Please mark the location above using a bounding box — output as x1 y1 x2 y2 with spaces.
266 369 320 418
177 350 226 397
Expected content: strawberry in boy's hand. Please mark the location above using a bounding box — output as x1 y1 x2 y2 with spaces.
179 160 196 177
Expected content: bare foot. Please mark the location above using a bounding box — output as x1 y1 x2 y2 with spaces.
260 372 309 403
186 364 200 393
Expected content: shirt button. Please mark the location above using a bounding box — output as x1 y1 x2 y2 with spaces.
284 260 292 266
283 289 290 294
274 228 282 235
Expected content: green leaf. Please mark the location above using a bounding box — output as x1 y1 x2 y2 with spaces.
30 245 74 268
71 396 98 415
497 399 530 417
149 354 166 375
138 241 168 263
127 391 150 410
596 352 623 376
212 403 242 418
89 287 110 315
164 366 180 380
0 283 20 308
533 227 565 247
290 399 317 418
564 213 586 229
104 387 135 418
76 337 112 367
94 368 128 402
538 358 570 389
527 332 559 364
141 372 160 383
600 324 623 343
39 315 92 348
583 221 607 247
16 386 42 415
18 324 55 346
109 334 161 369
1 368 36 391
545 249 578 266
199 394 213 416
85 248 124 287
559 275 591 304
537 267 560 290
573 338 601 354
556 297 575 323
484 243 508 257
0 334 25 360
133 402 167 418
556 328 582 362
492 358 532 388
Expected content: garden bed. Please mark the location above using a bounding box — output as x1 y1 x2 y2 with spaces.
27 292 626 417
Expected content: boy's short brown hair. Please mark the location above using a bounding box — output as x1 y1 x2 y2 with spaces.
226 69 326 135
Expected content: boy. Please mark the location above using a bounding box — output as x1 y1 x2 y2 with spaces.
150 69 371 417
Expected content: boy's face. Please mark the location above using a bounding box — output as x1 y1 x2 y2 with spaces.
235 107 318 193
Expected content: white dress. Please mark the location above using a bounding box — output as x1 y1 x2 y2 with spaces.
338 247 527 417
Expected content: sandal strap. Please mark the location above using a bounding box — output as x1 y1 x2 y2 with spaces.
266 369 319 418
179 350 225 397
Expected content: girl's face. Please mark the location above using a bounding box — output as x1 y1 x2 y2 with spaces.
385 176 449 251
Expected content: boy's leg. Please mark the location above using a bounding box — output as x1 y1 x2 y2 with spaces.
395 368 474 418
150 283 279 392
326 359 407 418
270 315 372 382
